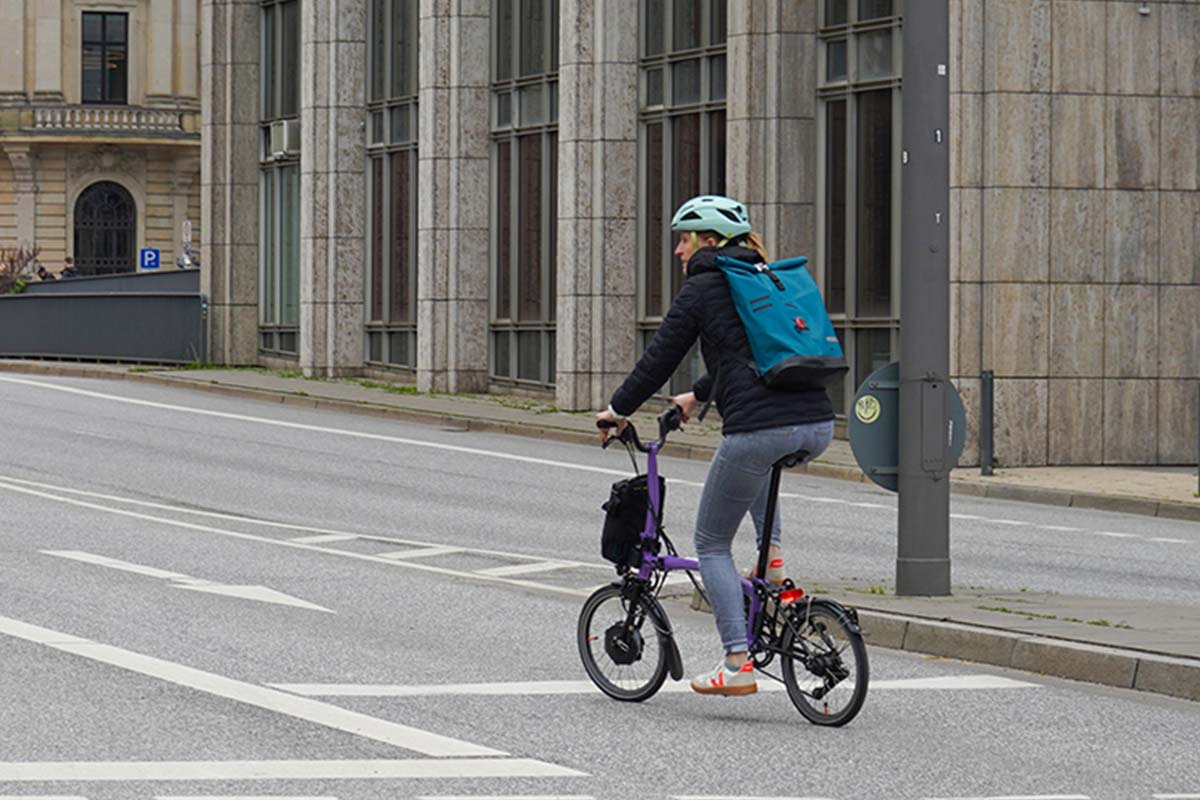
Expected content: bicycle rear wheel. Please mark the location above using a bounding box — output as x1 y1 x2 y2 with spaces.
780 602 868 726
578 583 670 702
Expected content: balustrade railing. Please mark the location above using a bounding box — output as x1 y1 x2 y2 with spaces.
30 105 186 133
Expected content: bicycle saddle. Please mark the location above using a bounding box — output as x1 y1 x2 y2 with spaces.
774 449 811 470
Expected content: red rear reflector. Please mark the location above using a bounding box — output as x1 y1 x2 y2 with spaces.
779 588 805 604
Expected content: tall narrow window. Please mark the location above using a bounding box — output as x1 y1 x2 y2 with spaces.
818 0 901 415
259 0 302 356
366 0 419 369
490 0 559 386
82 12 128 104
638 0 726 395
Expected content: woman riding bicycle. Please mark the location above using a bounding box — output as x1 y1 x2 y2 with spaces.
595 195 835 697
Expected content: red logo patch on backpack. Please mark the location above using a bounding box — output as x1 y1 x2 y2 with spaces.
793 317 808 333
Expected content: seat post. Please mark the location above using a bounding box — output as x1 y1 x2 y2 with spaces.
754 463 786 583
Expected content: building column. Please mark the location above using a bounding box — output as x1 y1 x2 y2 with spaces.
200 0 260 365
146 0 176 105
416 1 490 393
0 0 25 103
3 144 38 246
726 4 817 259
176 0 200 104
298 0 366 377
32 0 63 102
554 0 639 411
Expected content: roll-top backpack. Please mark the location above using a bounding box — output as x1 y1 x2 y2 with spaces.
714 254 848 391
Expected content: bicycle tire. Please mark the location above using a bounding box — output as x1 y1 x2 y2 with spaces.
578 583 670 702
780 602 869 726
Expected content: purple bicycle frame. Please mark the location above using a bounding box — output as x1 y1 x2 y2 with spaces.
633 440 765 651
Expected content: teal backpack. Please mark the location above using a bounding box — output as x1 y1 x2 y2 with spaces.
714 255 848 391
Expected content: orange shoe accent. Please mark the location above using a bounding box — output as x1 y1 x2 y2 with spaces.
768 558 784 569
738 662 754 673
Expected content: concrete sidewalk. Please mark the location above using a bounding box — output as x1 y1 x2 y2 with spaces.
3 360 1198 703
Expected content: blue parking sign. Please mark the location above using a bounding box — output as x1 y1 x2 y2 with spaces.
140 248 161 270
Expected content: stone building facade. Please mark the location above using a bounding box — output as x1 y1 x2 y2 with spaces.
200 0 1199 468
0 1 202 276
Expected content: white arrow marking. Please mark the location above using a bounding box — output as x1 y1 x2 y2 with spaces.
42 551 333 614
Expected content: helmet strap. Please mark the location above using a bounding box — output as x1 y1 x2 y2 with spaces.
689 232 700 250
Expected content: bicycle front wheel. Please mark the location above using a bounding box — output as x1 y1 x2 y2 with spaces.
780 602 868 726
578 583 670 702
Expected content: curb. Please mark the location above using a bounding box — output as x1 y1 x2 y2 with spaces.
682 590 1200 704
2 361 1197 521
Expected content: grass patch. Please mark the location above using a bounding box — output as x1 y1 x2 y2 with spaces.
354 378 420 395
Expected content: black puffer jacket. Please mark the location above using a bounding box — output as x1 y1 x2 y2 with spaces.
610 245 834 435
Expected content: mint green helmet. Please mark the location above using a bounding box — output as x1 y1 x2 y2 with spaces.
670 195 752 240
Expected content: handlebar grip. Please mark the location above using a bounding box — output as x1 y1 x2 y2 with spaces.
596 419 619 430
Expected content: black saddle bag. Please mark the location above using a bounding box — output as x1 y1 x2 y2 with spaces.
601 474 665 568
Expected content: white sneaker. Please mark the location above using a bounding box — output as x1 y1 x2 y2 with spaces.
690 659 758 696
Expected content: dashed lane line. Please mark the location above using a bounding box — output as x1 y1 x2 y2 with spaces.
0 377 1183 548
0 476 601 571
0 480 594 598
269 674 1041 697
0 613 511 757
0 760 582 782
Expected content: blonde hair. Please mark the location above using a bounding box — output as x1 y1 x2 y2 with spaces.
691 230 769 262
741 231 768 262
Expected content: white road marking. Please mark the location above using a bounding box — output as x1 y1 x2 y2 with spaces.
417 796 595 800
1093 531 1137 539
270 674 1040 697
41 551 333 613
289 533 358 544
924 796 1090 800
0 475 602 571
157 797 337 800
1148 537 1189 544
378 546 465 560
0 377 1177 550
676 796 834 800
1154 795 1200 799
0 613 506 758
0 480 592 599
1039 525 1082 532
0 760 583 781
0 796 90 799
475 561 573 577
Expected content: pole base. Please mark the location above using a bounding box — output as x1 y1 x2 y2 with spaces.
896 557 951 596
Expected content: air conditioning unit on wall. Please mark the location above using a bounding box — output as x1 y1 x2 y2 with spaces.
269 119 300 159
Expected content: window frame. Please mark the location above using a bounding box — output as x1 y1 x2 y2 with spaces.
258 0 302 357
816 0 903 415
81 12 129 105
365 0 420 370
488 0 560 388
636 0 727 396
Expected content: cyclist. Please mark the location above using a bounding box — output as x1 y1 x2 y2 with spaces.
595 195 835 697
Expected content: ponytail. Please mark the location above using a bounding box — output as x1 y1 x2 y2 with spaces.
742 231 769 262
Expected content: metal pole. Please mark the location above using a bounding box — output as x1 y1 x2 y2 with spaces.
896 1 951 596
981 370 994 476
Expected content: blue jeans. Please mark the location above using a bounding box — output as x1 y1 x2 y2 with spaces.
693 420 835 654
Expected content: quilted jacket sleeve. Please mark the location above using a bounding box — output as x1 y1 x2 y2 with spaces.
609 279 705 416
692 373 714 403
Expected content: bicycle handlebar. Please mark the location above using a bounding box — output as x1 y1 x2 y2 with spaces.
598 405 684 453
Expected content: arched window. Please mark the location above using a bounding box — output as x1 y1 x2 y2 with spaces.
74 181 137 275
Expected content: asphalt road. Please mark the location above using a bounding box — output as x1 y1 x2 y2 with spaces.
0 373 1197 799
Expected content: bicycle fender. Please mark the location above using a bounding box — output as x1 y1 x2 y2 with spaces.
643 595 685 681
801 598 867 637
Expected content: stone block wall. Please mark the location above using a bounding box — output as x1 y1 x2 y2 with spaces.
952 0 1200 466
